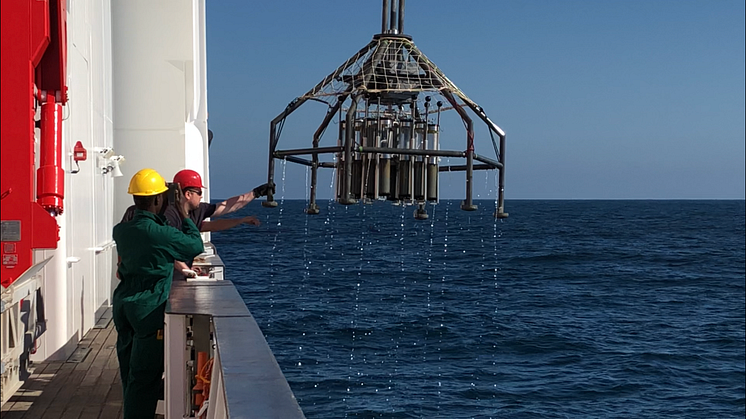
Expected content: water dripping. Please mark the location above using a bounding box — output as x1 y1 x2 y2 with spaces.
267 158 288 329
399 205 406 273
346 204 361 410
423 203 437 407
298 165 311 372
483 169 490 199
437 166 452 407
492 169 502 293
303 165 311 286
323 166 337 286
353 200 372 409
491 170 502 400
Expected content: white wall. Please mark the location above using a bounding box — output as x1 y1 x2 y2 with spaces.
31 0 211 363
112 0 210 224
32 0 116 361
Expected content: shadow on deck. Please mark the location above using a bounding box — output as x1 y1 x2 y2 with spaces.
1 319 123 419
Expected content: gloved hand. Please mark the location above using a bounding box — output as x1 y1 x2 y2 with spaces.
252 182 275 198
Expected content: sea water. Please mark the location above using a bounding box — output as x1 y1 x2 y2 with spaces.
213 200 745 418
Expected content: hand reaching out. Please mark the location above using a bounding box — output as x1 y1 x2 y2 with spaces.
252 182 276 198
198 216 260 232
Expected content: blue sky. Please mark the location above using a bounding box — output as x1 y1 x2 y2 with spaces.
206 0 745 200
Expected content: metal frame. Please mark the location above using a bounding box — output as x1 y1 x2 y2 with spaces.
165 252 305 418
0 258 50 404
264 0 508 219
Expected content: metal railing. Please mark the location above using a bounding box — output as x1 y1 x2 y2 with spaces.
164 247 305 418
1 257 51 405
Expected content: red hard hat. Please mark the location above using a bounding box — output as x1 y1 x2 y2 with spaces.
173 169 205 190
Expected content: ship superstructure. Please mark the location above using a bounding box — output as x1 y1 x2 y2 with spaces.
2 1 304 417
1 0 117 401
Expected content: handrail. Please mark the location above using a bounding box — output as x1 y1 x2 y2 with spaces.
165 279 306 418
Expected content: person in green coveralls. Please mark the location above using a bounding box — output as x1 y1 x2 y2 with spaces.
112 168 204 418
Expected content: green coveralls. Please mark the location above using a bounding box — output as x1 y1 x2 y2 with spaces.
112 209 204 419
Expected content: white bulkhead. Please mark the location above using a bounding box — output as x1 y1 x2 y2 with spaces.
32 0 210 361
33 0 116 361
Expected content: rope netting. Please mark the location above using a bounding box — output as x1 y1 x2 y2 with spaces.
299 37 477 110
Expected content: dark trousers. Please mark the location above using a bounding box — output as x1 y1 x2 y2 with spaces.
113 297 165 419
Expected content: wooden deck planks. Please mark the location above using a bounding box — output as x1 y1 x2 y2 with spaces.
1 321 123 419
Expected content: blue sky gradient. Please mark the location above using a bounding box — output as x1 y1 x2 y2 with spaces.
206 0 745 200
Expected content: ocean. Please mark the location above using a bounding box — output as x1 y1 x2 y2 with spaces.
212 199 745 418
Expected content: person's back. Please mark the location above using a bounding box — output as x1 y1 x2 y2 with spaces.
119 168 269 281
114 209 204 304
112 168 204 419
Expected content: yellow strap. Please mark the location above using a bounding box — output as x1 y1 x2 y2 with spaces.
196 358 214 384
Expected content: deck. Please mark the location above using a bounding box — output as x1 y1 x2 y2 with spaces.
1 319 124 419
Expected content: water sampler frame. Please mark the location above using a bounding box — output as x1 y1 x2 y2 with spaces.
263 0 508 219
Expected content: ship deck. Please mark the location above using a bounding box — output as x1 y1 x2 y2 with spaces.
1 318 123 419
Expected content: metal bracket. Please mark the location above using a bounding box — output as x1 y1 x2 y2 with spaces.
1 256 53 313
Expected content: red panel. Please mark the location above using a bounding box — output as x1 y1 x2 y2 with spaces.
31 203 60 249
36 0 67 101
2 1 36 288
57 0 68 102
30 0 50 66
1 0 62 288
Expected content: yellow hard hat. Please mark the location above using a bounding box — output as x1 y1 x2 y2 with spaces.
127 168 169 196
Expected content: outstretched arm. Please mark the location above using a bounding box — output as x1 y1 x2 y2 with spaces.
200 216 260 232
211 182 274 217
212 191 254 218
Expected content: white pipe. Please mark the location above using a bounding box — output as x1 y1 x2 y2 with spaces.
195 0 211 244
185 0 209 206
190 0 201 121
197 0 210 201
39 215 69 360
165 314 188 418
485 116 506 137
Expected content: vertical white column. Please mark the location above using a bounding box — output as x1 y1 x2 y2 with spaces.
205 348 226 419
165 313 187 418
33 215 69 361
